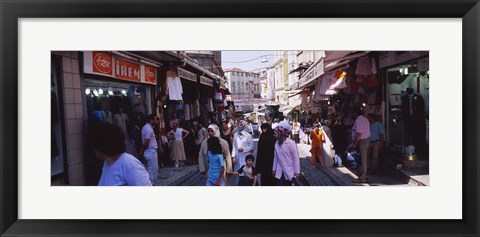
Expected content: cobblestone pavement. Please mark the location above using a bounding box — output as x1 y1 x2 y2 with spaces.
155 140 414 186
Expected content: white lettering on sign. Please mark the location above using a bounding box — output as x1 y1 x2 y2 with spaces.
299 58 324 88
116 63 140 80
200 76 213 87
178 68 196 82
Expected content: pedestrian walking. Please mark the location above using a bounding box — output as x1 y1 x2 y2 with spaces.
206 137 225 186
198 124 233 185
292 121 300 143
246 119 254 136
233 154 258 186
196 121 208 148
255 123 276 186
231 120 254 186
140 114 159 185
367 113 385 174
272 121 300 186
350 107 371 183
167 122 189 168
310 123 325 168
93 123 151 186
183 122 197 165
220 120 233 154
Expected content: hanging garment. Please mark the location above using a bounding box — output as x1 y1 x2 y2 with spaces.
407 74 429 117
355 56 373 76
371 57 378 74
167 76 183 100
329 70 348 90
318 74 336 95
301 92 309 108
195 99 201 117
207 98 214 112
214 92 223 103
366 74 379 88
184 104 191 120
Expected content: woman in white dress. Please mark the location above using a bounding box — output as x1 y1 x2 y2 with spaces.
167 122 189 167
231 120 254 186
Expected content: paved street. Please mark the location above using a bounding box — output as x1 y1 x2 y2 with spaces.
155 139 415 186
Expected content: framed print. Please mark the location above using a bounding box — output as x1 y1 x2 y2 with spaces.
1 0 479 236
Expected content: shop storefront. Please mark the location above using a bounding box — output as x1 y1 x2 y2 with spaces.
82 51 159 185
379 51 429 159
297 51 429 168
161 66 220 130
50 51 168 185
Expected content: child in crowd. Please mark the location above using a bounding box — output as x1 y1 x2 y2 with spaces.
206 137 225 186
233 154 258 186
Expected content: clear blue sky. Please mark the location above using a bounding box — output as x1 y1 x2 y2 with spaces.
221 51 274 71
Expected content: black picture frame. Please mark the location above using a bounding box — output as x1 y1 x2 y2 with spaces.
1 0 479 236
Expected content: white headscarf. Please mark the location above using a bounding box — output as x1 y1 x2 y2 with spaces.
207 124 220 137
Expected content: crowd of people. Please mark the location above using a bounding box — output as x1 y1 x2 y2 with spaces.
90 107 385 186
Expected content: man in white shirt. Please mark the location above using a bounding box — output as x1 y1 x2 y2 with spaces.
92 123 151 186
350 107 370 183
140 114 159 185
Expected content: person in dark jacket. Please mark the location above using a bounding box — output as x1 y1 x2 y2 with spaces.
255 123 277 186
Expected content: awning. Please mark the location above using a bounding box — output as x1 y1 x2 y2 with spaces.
276 89 302 95
280 99 302 115
288 64 310 74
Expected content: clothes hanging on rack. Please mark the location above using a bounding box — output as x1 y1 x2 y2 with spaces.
166 76 183 100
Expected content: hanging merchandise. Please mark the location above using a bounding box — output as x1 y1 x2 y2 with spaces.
207 98 214 112
176 100 185 111
184 103 191 120
318 74 337 95
301 90 311 108
366 74 379 88
214 91 223 103
329 69 348 90
194 99 200 117
371 56 378 74
166 70 183 100
355 56 373 76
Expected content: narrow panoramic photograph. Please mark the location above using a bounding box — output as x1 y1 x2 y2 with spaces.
51 51 429 186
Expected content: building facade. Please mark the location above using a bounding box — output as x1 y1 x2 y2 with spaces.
224 68 260 113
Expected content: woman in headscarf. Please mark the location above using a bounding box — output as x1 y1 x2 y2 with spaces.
272 121 301 186
198 124 233 185
231 120 254 186
255 123 277 186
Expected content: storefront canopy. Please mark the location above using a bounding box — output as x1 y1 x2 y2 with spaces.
280 99 302 116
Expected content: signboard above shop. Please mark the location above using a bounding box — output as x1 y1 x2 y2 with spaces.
199 75 214 87
299 57 324 88
83 51 157 85
177 67 197 82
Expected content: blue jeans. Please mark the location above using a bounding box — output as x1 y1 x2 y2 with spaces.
144 148 158 185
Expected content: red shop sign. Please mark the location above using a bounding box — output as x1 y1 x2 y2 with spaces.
92 52 113 75
114 58 141 82
144 65 156 84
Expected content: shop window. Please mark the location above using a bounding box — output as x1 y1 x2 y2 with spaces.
85 79 152 138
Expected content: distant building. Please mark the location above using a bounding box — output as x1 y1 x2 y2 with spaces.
224 68 260 112
253 66 274 102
